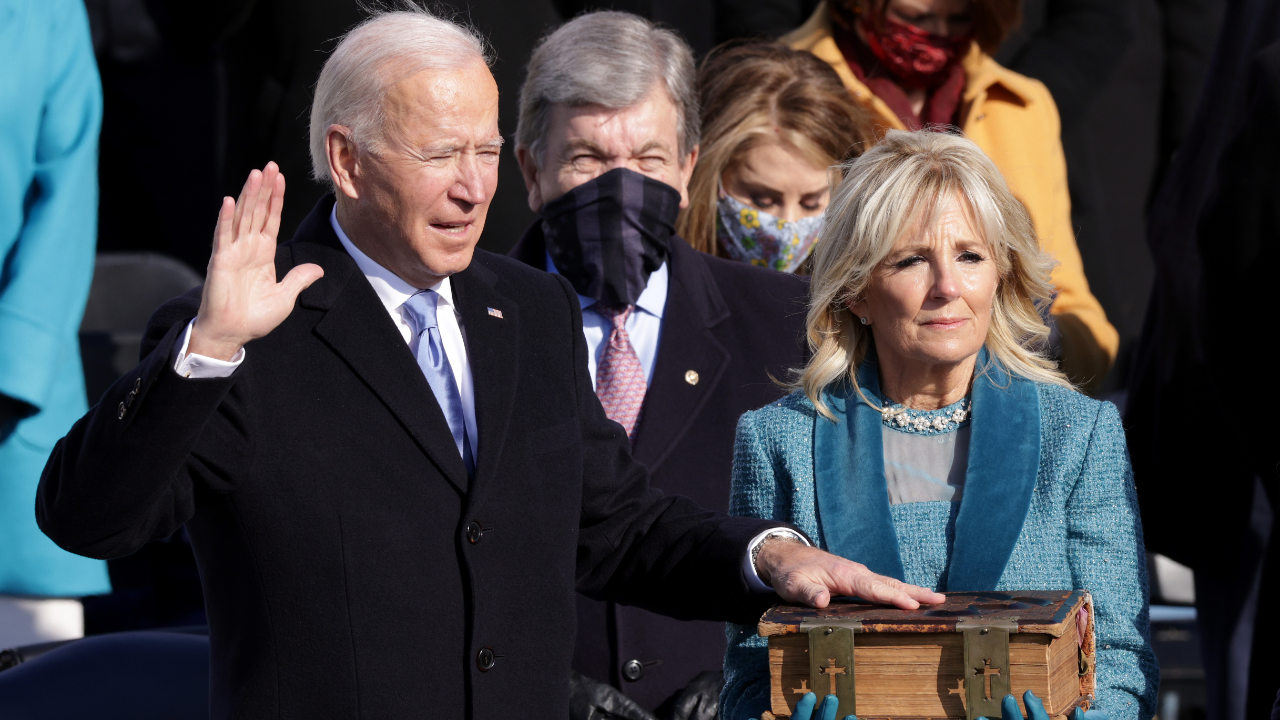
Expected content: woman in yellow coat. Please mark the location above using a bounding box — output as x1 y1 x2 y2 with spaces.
784 0 1118 390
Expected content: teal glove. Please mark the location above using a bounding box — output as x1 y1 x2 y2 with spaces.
778 692 857 720
978 691 1109 720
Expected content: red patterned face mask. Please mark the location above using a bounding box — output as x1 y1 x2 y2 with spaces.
859 15 973 89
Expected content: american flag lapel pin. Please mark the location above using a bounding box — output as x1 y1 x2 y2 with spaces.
487 307 504 319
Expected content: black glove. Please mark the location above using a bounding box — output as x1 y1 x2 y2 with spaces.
569 671 658 720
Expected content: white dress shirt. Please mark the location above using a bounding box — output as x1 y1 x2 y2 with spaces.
174 216 791 590
544 252 666 389
172 206 479 461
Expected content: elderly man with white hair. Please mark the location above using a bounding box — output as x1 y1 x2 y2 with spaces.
36 8 941 718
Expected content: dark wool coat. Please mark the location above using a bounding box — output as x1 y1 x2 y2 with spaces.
37 195 788 719
510 225 810 708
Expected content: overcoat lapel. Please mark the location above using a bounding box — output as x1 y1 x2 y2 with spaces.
630 241 731 471
944 352 1040 591
449 257 520 493
812 352 1041 589
813 358 906 581
290 200 470 493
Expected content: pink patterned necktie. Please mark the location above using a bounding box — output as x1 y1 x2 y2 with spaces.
594 304 647 438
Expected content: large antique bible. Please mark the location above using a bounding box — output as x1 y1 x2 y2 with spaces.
759 590 1095 720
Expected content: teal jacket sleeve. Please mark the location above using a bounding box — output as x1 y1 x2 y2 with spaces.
721 408 783 720
0 0 102 415
1066 401 1159 720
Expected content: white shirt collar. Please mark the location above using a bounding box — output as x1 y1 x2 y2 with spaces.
544 251 667 319
330 205 454 312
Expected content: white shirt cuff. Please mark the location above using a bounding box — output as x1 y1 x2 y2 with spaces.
743 527 811 593
172 321 245 379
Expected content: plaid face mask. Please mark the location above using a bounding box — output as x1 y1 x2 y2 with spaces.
541 168 681 306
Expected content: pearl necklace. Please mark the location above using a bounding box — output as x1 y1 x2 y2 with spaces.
880 397 972 434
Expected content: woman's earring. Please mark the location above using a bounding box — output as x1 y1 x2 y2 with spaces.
859 316 869 325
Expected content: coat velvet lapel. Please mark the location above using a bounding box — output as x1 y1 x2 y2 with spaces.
630 239 731 472
449 255 520 494
944 353 1041 591
290 196 470 493
813 357 906 581
812 351 1041 590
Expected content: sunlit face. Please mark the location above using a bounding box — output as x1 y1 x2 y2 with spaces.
883 0 975 37
517 83 697 212
330 59 501 286
721 137 830 223
849 196 998 370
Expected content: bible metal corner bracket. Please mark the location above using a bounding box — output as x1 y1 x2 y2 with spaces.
957 618 1019 720
796 623 860 719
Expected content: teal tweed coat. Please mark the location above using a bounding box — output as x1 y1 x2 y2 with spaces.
721 360 1158 720
0 0 109 596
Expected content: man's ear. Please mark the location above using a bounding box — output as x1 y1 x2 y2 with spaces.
676 144 699 209
515 145 545 213
326 126 360 200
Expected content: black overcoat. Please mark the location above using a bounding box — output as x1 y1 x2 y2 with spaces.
36 196 787 719
510 225 809 708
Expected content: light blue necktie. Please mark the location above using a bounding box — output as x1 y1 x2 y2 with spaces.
403 290 474 476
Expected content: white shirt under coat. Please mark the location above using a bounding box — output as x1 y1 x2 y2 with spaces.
172 206 478 461
544 252 666 389
172 212 794 590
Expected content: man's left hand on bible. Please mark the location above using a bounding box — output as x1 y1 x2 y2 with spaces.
754 538 945 610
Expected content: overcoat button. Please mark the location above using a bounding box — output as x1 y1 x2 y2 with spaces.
621 659 644 682
466 521 483 545
477 647 496 671
126 391 137 407
117 402 126 420
684 370 699 385
133 378 142 393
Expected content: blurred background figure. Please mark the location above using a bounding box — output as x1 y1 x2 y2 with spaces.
1127 0 1280 717
677 41 874 272
781 0 1119 392
0 0 112 647
510 13 809 718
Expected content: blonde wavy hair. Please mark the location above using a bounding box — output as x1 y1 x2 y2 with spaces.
799 129 1071 420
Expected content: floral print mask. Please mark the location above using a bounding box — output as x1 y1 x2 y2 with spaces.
716 191 823 273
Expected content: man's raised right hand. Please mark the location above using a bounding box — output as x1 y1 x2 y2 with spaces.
188 163 325 361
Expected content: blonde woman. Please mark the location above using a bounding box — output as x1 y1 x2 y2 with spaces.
720 131 1157 720
676 42 874 273
784 0 1118 392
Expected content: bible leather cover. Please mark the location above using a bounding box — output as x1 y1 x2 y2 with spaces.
758 590 1095 720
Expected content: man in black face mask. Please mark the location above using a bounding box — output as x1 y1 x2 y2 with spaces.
511 12 813 719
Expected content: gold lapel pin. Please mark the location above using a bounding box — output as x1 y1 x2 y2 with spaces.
685 370 699 386
487 308 503 319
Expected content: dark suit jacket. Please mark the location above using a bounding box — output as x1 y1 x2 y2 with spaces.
510 225 809 708
36 195 787 719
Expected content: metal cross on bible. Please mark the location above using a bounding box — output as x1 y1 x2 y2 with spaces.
975 658 1002 700
820 657 847 695
949 678 967 708
791 680 811 696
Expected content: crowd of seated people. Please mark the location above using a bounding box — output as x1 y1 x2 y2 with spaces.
3 1 1276 719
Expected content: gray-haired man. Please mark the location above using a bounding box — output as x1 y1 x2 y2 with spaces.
39 8 941 718
507 12 849 717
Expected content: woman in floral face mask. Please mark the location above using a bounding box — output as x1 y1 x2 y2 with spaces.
783 0 1121 393
677 43 874 273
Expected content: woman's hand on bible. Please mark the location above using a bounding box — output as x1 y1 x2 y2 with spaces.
754 540 944 610
188 163 325 361
977 691 1109 720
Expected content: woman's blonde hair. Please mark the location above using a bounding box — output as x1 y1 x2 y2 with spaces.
676 41 875 256
799 129 1070 419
